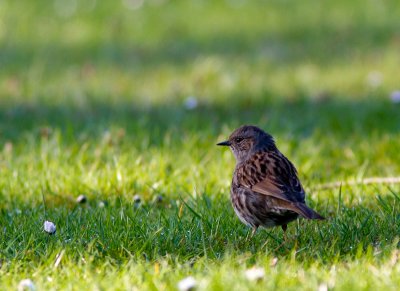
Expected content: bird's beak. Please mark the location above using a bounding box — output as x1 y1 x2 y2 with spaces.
217 140 231 146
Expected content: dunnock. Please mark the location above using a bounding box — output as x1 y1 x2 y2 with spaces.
218 125 324 236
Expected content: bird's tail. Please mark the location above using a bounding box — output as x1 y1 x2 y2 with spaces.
289 202 325 220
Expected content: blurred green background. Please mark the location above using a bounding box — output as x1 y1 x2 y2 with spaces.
2 0 399 103
1 0 400 204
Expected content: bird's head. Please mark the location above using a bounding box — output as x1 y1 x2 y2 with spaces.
217 125 276 163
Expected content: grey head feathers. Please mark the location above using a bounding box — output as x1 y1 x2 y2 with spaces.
217 125 276 163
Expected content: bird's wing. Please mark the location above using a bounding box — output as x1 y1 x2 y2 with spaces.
237 150 305 203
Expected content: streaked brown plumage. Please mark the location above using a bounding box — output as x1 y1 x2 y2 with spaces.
217 125 324 235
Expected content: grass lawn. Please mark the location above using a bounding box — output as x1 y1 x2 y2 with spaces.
1 0 400 290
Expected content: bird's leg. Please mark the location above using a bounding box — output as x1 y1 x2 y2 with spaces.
246 226 258 241
281 224 288 242
251 226 258 237
272 224 288 252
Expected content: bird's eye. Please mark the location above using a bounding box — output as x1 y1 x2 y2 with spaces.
235 137 244 143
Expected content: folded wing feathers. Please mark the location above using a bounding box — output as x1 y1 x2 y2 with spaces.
239 150 324 220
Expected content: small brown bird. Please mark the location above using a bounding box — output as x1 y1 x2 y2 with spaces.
217 125 324 236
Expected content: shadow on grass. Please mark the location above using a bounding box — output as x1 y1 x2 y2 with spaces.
1 18 399 72
1 97 400 145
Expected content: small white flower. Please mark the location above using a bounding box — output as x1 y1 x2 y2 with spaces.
178 276 197 291
133 195 141 204
123 0 144 10
245 267 265 281
44 220 56 234
184 96 198 110
366 71 382 88
18 279 36 291
98 201 106 208
390 91 400 103
76 194 87 204
270 257 278 267
318 283 328 291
